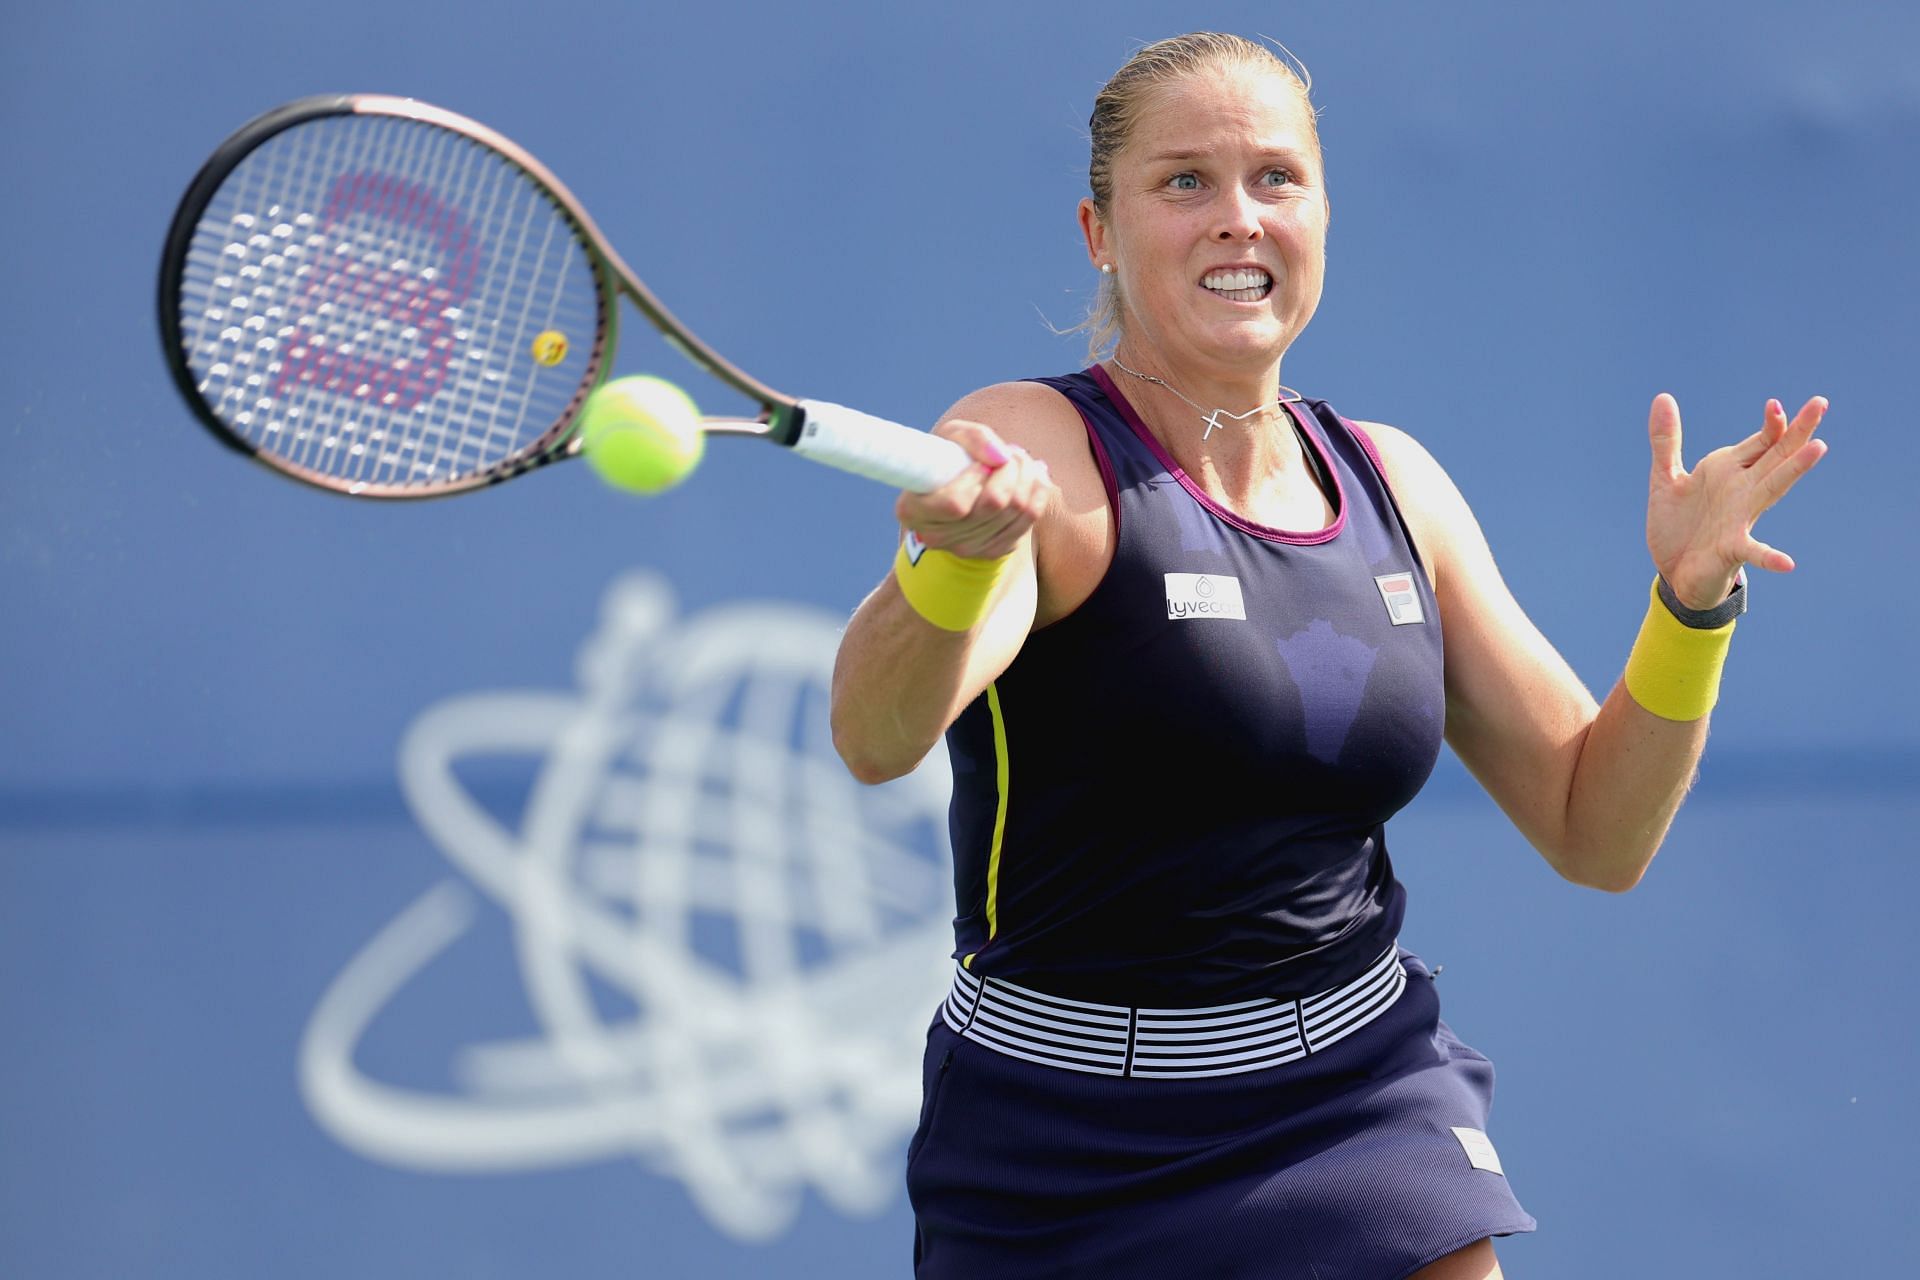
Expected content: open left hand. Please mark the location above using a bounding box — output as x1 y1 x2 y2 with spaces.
1646 393 1830 610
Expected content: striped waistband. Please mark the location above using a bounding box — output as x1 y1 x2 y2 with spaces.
940 945 1408 1079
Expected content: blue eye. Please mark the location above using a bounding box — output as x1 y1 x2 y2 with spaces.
1169 173 1200 191
1261 169 1296 187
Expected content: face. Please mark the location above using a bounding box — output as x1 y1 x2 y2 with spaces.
1080 67 1329 378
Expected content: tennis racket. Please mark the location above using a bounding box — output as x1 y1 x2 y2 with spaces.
158 94 972 499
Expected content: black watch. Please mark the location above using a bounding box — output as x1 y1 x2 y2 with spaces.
1657 572 1747 629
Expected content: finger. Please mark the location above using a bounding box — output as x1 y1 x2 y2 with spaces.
1742 534 1796 575
965 450 1025 518
906 452 1051 555
897 469 985 532
972 453 1052 528
1752 437 1829 511
1759 395 1828 467
947 476 1041 557
1731 399 1787 467
934 418 1015 470
1647 393 1685 481
902 428 1021 526
1785 396 1829 447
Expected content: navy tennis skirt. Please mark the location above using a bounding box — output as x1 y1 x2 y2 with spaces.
905 950 1535 1280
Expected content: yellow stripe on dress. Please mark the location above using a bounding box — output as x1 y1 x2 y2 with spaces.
962 681 1011 970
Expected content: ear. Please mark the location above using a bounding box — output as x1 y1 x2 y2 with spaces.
1077 198 1108 269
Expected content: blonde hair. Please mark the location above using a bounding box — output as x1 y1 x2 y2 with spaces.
1080 33 1320 362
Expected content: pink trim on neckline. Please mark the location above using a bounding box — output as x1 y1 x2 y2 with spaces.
1086 364 1346 545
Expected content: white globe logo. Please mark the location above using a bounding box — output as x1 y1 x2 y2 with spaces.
301 573 955 1241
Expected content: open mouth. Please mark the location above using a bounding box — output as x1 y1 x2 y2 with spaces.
1201 268 1273 302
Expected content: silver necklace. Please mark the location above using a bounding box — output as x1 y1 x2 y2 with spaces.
1108 354 1302 442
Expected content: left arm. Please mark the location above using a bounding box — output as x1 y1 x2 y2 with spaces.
1368 394 1828 890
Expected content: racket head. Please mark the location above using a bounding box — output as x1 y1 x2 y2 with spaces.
158 95 617 498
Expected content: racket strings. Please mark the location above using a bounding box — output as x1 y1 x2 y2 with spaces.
176 111 603 491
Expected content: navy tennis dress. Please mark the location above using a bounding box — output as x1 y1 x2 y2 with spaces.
906 367 1535 1279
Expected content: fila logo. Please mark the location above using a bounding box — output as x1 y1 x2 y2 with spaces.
1374 572 1425 625
1164 573 1247 621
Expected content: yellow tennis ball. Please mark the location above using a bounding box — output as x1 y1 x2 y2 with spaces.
579 375 704 494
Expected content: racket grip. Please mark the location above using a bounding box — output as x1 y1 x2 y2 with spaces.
791 400 973 492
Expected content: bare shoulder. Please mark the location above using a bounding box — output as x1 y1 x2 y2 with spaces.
940 380 1091 463
1349 419 1447 496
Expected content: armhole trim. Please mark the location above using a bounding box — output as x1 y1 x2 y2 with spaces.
1083 405 1122 536
1336 413 1433 582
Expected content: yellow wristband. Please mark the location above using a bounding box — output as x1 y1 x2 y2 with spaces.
1623 577 1737 721
893 531 1011 632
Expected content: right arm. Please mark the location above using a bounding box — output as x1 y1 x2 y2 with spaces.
830 381 1087 784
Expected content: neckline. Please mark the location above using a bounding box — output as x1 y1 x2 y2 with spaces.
1086 364 1347 546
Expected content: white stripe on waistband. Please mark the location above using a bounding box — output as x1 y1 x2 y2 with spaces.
941 945 1409 1079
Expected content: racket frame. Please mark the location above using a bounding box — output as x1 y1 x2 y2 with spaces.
159 95 827 498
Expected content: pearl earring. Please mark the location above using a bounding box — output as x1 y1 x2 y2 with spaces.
1100 263 1114 275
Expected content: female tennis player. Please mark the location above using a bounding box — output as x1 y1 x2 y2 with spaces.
831 32 1827 1280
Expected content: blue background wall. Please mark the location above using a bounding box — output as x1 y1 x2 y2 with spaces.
3 1 1915 1275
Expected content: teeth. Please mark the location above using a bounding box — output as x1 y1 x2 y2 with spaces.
1203 268 1272 291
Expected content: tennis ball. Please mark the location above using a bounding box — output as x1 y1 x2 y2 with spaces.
579 375 704 494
